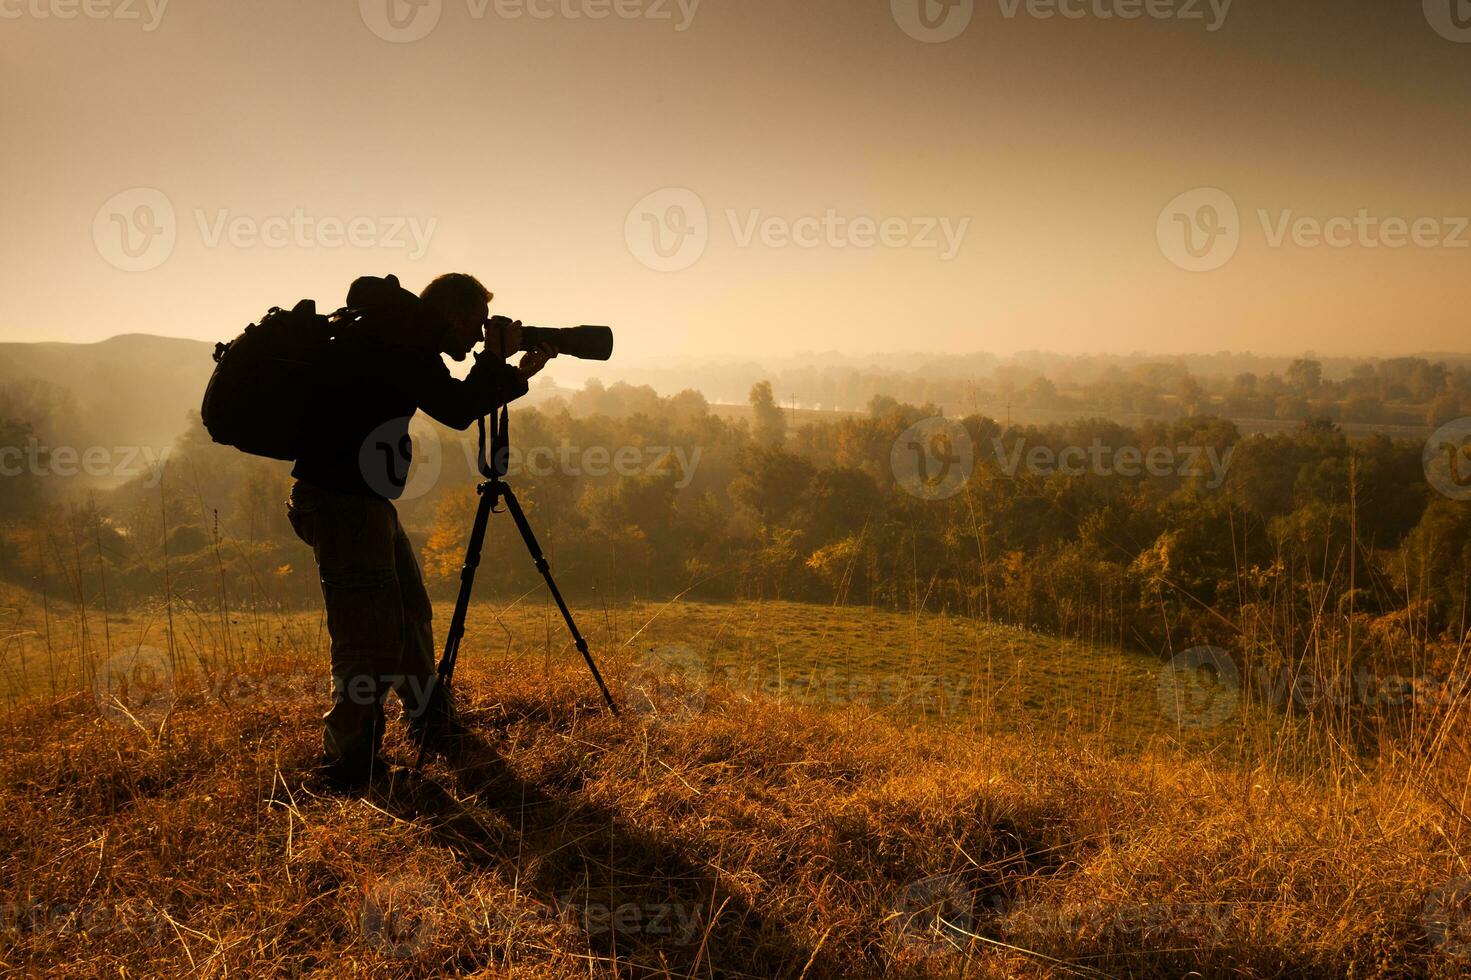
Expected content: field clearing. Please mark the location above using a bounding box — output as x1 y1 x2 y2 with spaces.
2 583 1467 976
2 639 1467 977
479 597 1269 757
4 587 1280 762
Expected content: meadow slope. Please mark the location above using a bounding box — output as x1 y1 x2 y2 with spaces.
2 612 1469 978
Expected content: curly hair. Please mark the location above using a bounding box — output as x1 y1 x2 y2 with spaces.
419 273 492 320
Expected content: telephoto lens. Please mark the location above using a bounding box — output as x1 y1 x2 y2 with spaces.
486 316 614 361
522 325 613 361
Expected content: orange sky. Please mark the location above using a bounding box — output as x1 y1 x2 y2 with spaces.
3 0 1469 360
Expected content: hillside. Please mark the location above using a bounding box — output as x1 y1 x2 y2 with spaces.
0 334 214 469
0 596 1265 758
1 591 1467 976
2 649 1464 977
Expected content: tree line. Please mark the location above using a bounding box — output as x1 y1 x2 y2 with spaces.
1 377 1467 685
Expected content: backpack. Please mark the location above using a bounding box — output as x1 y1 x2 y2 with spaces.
200 299 350 461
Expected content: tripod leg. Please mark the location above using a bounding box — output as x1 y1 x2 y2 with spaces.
498 484 620 717
414 483 497 770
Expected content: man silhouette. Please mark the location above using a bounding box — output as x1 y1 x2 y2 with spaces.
286 273 554 791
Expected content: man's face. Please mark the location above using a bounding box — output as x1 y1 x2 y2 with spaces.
441 299 489 361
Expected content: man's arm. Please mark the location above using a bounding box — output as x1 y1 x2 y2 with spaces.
397 351 530 431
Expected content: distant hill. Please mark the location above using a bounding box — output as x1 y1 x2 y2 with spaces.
0 333 214 470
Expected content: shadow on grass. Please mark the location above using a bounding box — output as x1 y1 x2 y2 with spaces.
374 707 847 978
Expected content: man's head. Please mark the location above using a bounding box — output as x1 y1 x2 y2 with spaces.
420 273 492 361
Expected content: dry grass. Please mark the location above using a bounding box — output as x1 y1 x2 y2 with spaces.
2 603 1470 979
0 594 1281 757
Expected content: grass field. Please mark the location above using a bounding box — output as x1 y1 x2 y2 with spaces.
2 588 1467 976
476 597 1286 759
1 633 1467 976
2 590 1265 758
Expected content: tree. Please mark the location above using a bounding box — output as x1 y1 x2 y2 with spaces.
1286 358 1323 394
1399 499 1471 631
1024 375 1060 409
1175 375 1206 416
750 380 786 447
421 486 477 585
1426 392 1467 428
1225 372 1260 414
0 417 43 519
729 446 814 525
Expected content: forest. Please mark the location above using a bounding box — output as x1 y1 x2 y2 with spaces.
3 360 1469 727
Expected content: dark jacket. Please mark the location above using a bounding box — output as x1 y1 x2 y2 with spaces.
291 275 527 499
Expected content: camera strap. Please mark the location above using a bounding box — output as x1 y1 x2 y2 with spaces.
477 405 510 479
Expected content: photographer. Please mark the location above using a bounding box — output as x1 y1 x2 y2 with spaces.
286 273 555 793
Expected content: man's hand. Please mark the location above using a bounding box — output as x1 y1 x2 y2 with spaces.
517 343 558 380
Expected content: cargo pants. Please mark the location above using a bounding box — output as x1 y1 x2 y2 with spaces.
286 480 437 775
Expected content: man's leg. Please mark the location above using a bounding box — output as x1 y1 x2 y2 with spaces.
288 481 404 780
390 514 438 727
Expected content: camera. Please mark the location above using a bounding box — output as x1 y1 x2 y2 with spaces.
485 315 614 361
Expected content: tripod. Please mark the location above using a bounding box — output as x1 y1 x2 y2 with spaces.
414 405 618 770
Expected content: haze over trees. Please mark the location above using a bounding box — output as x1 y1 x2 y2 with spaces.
3 374 1466 723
